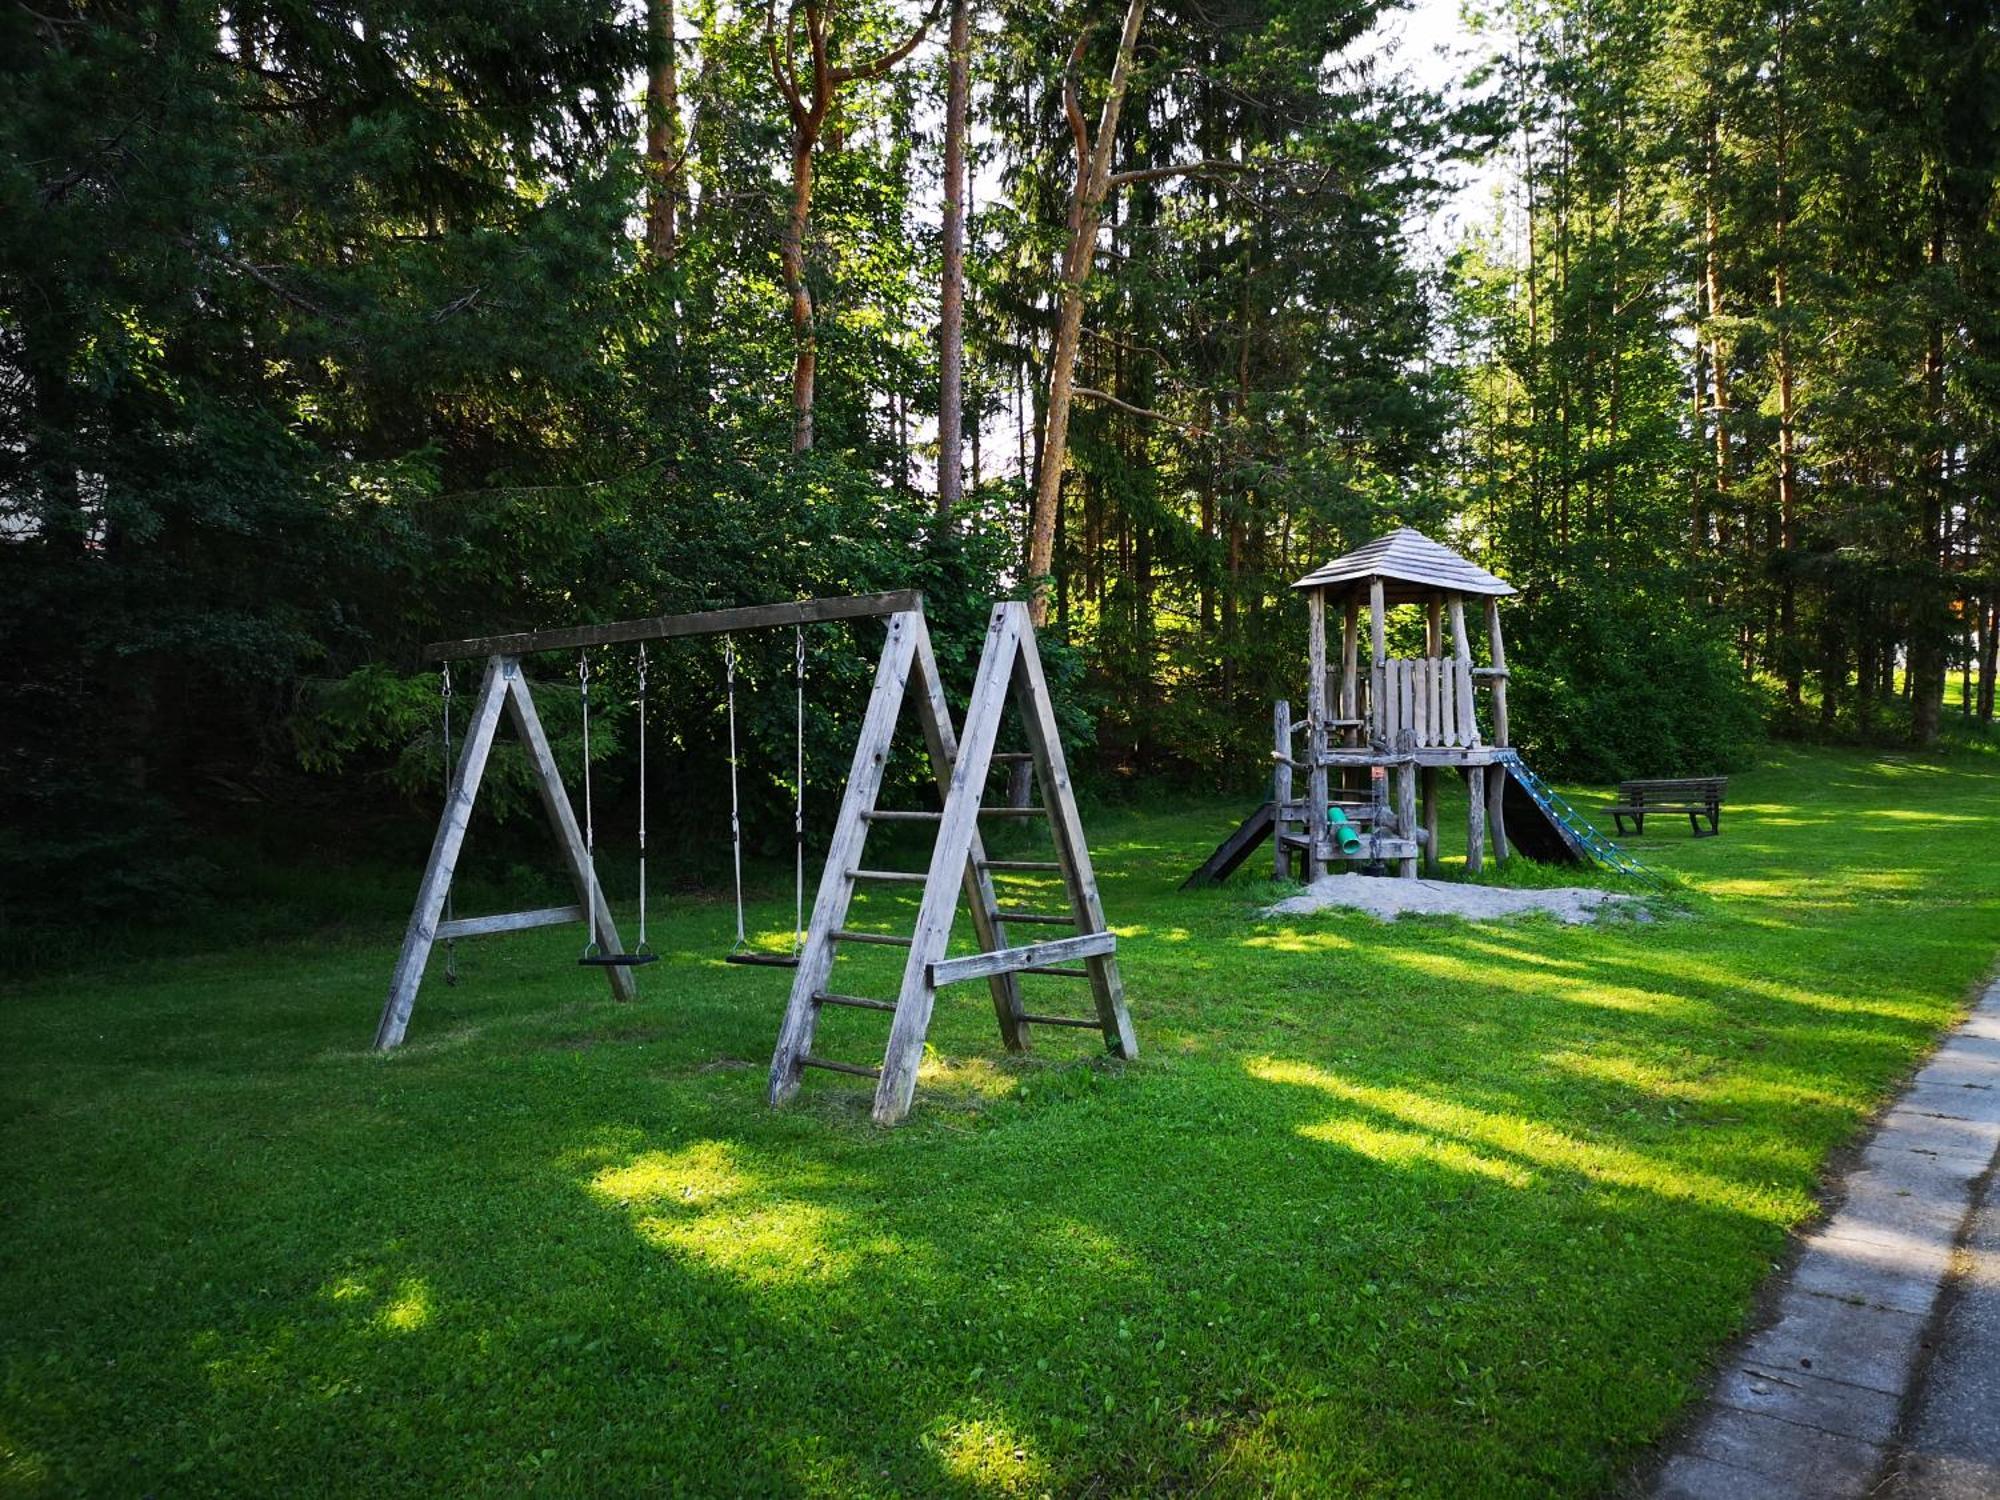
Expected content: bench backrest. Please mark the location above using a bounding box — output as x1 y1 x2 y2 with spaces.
1617 777 1726 801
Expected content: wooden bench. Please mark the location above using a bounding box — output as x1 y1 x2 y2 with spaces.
1608 776 1726 838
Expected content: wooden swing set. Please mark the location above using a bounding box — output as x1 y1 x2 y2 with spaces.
374 592 1135 1125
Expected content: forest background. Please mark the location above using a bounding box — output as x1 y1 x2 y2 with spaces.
3 0 1995 928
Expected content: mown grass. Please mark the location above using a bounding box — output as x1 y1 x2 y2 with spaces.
3 745 1998 1497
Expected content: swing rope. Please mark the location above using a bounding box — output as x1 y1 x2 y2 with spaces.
792 625 805 957
579 650 600 960
440 663 458 987
725 635 747 954
636 642 651 956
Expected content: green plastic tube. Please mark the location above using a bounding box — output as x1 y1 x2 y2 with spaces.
1326 806 1363 856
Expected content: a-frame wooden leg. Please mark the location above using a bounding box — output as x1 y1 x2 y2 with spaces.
1010 606 1138 1059
503 666 637 1003
768 610 921 1106
873 607 1022 1124
375 656 513 1050
908 614 1030 1053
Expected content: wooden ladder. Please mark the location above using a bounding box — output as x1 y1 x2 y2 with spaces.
767 602 1136 1125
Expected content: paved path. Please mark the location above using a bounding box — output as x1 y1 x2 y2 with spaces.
1653 978 2000 1500
1886 1158 2000 1499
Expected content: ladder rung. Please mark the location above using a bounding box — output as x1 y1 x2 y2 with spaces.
865 810 942 822
991 752 1035 762
1020 1012 1101 1029
1020 965 1091 978
981 860 1062 872
799 1054 882 1079
831 929 915 947
814 992 898 1012
848 868 929 883
993 910 1075 927
979 806 1049 817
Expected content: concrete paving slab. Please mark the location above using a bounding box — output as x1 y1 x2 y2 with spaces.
1712 1363 1902 1445
1739 1291 1930 1395
1655 1453 1785 1500
1685 1406 1885 1490
1791 1229 1952 1315
1875 1108 2000 1164
1862 1141 1991 1188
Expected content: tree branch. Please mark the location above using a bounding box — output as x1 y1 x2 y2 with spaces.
1105 159 1247 190
1073 386 1205 434
1062 32 1091 178
833 0 945 83
764 0 806 119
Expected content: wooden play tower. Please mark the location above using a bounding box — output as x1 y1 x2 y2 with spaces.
1275 528 1516 880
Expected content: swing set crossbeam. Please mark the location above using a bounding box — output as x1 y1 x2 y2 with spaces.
423 590 923 661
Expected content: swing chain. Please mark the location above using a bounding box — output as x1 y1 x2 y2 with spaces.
440 663 458 986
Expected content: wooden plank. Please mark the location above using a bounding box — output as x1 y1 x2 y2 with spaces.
1340 599 1360 744
426 590 923 661
848 868 929 883
831 929 914 947
982 859 1062 872
814 993 897 1011
768 609 918 1106
1395 742 1419 879
992 910 1075 926
1413 660 1430 747
436 904 584 940
931 930 1117 987
1398 660 1415 744
1449 596 1478 745
908 612 1030 1054
374 655 513 1050
1181 802 1275 889
1421 765 1439 875
502 668 637 1005
870 605 1023 1121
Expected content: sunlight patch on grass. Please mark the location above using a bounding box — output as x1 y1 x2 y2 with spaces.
923 1413 1052 1495
379 1278 432 1334
588 1140 893 1286
1242 927 1361 955
1250 1058 1787 1216
1374 946 1698 1019
1297 1115 1534 1187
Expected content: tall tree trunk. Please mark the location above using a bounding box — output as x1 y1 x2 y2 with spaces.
645 0 681 264
1025 0 1148 627
1772 11 1800 709
1912 211 1949 745
936 0 970 515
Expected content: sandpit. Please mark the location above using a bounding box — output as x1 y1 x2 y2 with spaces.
1265 873 1637 925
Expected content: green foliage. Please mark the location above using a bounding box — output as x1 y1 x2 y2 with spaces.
1508 589 1766 781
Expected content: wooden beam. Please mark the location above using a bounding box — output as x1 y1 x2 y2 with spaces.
374 655 513 1050
1306 589 1329 880
931 930 1116 988
503 670 637 1004
426 590 923 661
1272 700 1293 879
436 904 584 940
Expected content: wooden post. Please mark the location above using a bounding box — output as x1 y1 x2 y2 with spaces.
1011 608 1136 1063
874 609 1021 1121
1466 765 1488 875
1395 731 1418 879
1485 597 1510 861
503 669 639 1005
1368 578 1387 745
908 614 1029 1051
1426 597 1442 658
1272 699 1294 880
374 655 513 1050
1421 766 1438 874
768 611 920 1105
1305 589 1329 880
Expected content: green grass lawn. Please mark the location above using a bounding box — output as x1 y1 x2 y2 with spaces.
5 745 1999 1497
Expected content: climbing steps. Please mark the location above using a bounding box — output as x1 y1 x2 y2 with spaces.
766 602 1136 1124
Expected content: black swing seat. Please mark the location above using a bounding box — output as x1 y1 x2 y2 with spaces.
579 951 661 968
724 952 800 969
